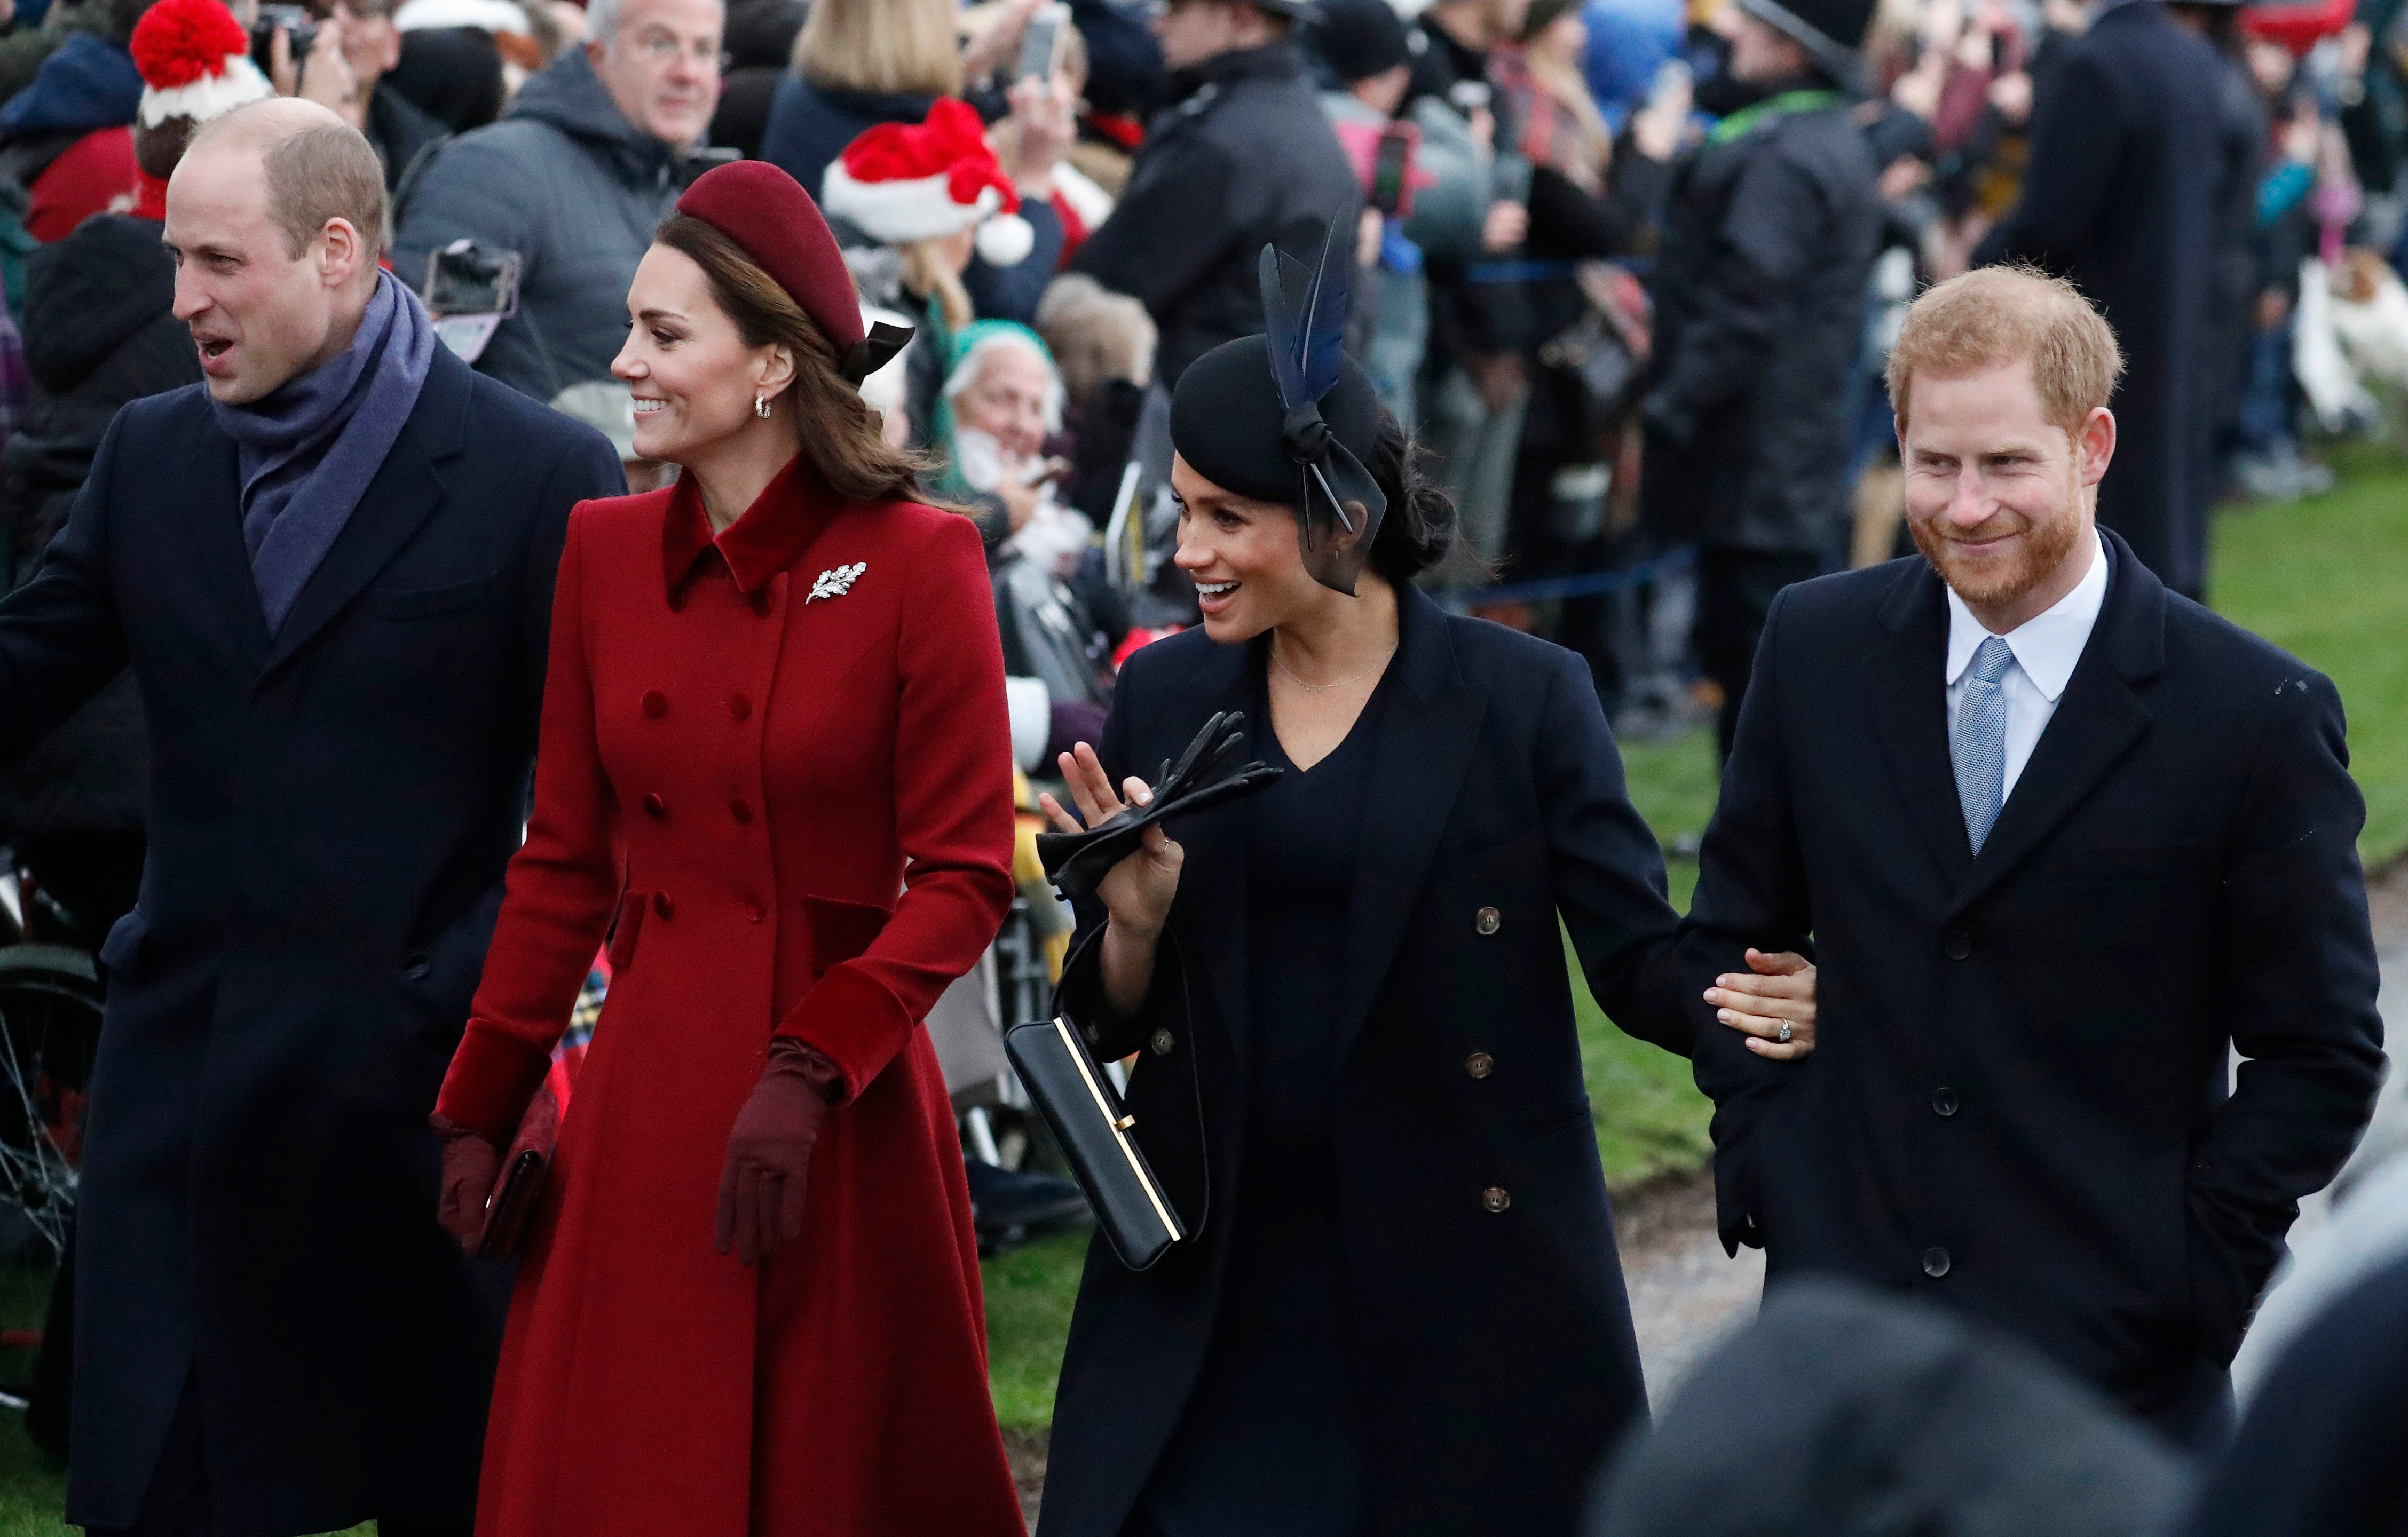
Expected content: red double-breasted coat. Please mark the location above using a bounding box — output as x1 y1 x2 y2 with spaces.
434 456 1025 1536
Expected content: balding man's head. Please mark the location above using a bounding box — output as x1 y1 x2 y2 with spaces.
165 99 389 403
185 98 389 262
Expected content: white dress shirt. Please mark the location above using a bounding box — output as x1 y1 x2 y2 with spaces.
1944 530 2110 801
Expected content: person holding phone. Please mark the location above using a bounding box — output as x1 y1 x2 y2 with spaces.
1031 296 1817 1537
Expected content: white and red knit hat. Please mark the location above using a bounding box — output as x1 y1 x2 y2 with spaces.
821 98 1036 268
131 0 273 130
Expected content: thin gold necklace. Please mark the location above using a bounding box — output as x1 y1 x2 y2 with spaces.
1270 639 1395 694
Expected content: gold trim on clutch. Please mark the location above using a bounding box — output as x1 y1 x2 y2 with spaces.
1053 1017 1183 1245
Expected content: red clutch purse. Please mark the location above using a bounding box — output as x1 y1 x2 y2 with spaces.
478 1082 560 1259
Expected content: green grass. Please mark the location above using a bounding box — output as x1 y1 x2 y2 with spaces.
2212 439 2408 866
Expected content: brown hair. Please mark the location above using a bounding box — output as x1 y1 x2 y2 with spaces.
794 0 963 97
1886 264 2124 437
655 212 945 507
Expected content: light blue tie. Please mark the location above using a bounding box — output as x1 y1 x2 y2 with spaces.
1954 636 2017 856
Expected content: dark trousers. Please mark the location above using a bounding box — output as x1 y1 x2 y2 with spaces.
1696 546 1823 762
94 1370 472 1537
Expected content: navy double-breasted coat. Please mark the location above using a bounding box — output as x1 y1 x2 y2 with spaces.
0 345 622 1533
1039 584 1692 1537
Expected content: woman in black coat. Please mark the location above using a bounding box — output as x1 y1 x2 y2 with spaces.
1032 329 1817 1537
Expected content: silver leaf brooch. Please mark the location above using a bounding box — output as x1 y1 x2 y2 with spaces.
807 562 866 603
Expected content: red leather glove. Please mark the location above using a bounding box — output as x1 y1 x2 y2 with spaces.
432 1114 501 1254
714 1037 845 1266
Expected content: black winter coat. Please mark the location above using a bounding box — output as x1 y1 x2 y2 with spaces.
1639 94 1879 555
1973 1 2228 599
0 346 625 1534
1679 534 2386 1436
1038 583 1690 1537
1070 41 1361 386
0 214 195 842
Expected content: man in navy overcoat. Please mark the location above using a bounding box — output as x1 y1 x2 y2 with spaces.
1682 268 2382 1450
0 102 621 1533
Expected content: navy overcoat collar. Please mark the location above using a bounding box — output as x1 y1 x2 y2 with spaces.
1867 526 2169 914
171 343 478 679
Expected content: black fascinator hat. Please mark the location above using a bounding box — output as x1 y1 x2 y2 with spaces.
1170 231 1387 595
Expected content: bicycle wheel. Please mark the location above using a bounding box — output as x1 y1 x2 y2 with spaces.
0 945 102 1263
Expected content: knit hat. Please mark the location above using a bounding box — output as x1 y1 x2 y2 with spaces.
1310 0 1410 84
677 159 913 385
131 0 273 130
1733 0 1877 85
821 98 1037 269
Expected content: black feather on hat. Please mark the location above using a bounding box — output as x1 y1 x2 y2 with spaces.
1170 229 1386 596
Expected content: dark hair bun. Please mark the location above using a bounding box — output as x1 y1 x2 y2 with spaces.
1363 407 1457 583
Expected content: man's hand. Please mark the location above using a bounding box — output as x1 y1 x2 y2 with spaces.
1706 949 1817 1060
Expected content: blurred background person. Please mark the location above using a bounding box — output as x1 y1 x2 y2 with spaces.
703 0 802 160
757 0 959 203
392 0 723 401
1971 0 2230 600
333 0 447 188
1640 0 1880 763
1069 0 1361 387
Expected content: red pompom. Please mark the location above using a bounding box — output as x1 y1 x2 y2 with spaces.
131 0 250 91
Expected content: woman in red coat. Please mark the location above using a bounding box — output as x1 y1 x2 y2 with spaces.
428 161 1026 1536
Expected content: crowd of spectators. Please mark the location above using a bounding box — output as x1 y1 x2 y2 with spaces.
5 0 2400 756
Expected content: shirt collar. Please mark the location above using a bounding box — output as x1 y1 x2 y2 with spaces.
660 453 846 600
1944 529 2110 702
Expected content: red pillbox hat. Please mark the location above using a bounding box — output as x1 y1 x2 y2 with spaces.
675 160 865 356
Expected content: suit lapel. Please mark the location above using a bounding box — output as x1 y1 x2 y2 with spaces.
177 413 273 672
1336 585 1486 1057
257 350 472 678
1947 534 2164 916
1868 560 1976 891
1162 639 1256 1073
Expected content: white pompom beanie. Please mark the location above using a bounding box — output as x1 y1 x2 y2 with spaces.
820 98 1037 268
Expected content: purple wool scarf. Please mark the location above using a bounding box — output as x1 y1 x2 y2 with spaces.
214 268 436 633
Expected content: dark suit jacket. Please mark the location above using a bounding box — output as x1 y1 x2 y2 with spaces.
0 346 623 1533
1681 532 2385 1424
1973 1 2229 598
1039 583 1685 1537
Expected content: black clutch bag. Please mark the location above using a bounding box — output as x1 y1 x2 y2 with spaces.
1004 1014 1187 1270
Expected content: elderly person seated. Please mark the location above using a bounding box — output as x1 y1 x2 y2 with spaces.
942 322 1123 771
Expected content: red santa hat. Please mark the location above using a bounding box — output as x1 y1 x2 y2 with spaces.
820 98 1036 268
131 0 274 129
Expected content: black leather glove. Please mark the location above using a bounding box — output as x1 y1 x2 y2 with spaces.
1037 710 1282 901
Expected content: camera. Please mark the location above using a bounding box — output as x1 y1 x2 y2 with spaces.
250 4 318 74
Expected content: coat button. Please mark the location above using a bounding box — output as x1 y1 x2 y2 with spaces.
1465 1051 1494 1079
1481 1186 1511 1214
743 901 765 924
652 891 674 920
642 690 668 718
1474 906 1502 937
728 693 753 721
1151 1029 1175 1055
1923 1246 1952 1278
1942 930 1971 961
642 793 667 819
731 797 754 825
1932 1087 1960 1117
